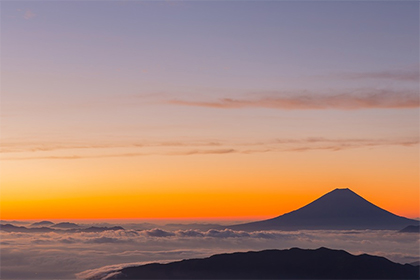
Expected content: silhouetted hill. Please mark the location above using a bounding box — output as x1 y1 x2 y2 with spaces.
0 224 54 233
30 221 54 227
0 220 28 225
399 225 420 233
164 223 223 231
0 224 124 233
108 247 419 279
80 226 124 232
51 222 80 229
230 188 419 230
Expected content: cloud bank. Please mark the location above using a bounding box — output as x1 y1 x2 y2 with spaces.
1 223 419 279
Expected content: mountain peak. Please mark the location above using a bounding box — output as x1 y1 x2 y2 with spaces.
333 187 351 191
230 188 419 230
328 188 357 195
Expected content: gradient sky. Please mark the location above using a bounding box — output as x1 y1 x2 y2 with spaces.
1 1 419 220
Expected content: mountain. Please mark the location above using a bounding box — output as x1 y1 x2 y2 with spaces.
164 223 223 231
0 220 28 225
399 225 420 233
230 188 418 230
30 221 54 227
105 247 419 279
80 226 124 232
51 222 80 229
0 224 124 233
0 224 54 233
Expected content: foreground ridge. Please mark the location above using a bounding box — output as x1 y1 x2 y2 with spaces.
101 247 419 279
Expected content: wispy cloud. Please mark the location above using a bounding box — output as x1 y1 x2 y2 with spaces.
168 90 419 110
339 70 419 82
0 149 237 161
1 137 417 160
23 10 36 20
0 141 222 154
274 137 419 152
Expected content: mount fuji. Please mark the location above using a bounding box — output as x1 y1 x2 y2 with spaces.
229 188 418 230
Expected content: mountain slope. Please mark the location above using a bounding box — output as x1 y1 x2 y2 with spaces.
108 247 419 279
399 225 420 233
230 188 418 230
30 221 54 227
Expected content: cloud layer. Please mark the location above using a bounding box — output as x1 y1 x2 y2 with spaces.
1 223 419 279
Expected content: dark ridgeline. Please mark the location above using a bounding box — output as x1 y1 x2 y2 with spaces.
111 248 419 279
229 188 419 230
0 224 54 233
81 226 124 232
30 221 54 227
399 225 420 233
0 224 124 233
51 222 80 229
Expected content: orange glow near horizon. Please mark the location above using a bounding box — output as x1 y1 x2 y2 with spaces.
1 144 419 220
1 146 419 220
2 186 418 220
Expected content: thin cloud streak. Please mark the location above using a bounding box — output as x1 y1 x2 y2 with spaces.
1 138 417 160
23 10 36 20
0 149 238 161
339 70 420 82
0 141 222 154
168 90 419 110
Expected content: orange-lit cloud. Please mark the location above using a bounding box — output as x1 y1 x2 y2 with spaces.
1 149 237 160
0 141 222 153
168 90 419 110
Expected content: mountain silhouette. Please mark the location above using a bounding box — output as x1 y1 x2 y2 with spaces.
399 225 420 233
230 188 419 230
0 224 124 233
51 222 80 229
30 221 54 227
0 224 54 233
108 247 419 279
81 226 124 232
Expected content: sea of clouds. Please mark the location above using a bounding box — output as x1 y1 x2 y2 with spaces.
1 222 419 279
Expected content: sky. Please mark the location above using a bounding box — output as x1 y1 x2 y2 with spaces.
1 0 419 220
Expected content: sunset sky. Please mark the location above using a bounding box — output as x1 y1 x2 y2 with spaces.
1 1 419 220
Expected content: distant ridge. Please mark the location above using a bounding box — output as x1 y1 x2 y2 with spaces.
51 222 80 229
106 247 419 279
0 224 124 233
399 225 420 233
30 221 54 227
230 188 419 230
